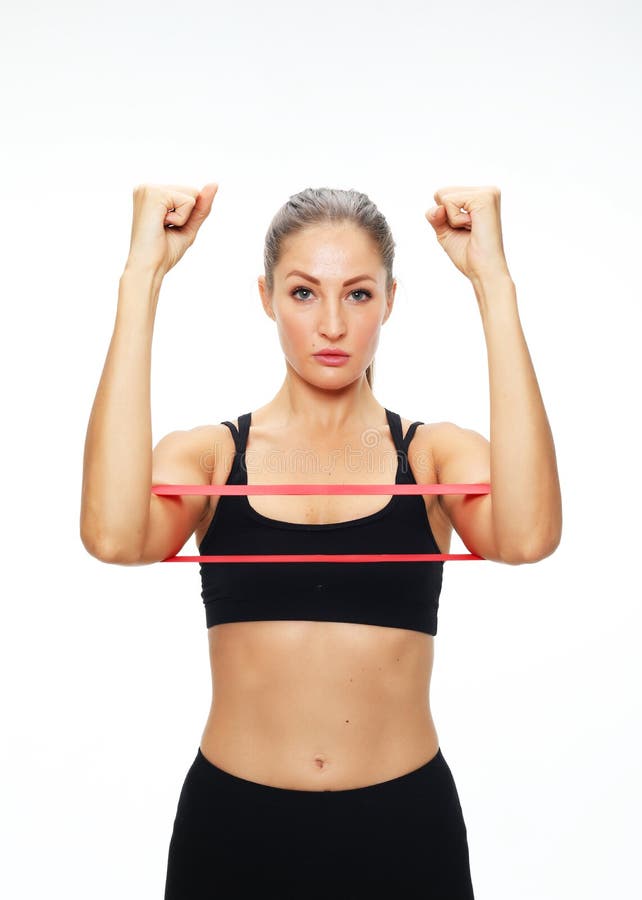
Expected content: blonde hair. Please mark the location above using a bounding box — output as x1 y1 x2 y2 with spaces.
263 187 397 388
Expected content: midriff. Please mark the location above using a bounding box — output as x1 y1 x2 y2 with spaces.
199 618 439 791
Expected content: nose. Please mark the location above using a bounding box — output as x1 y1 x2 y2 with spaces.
317 301 347 341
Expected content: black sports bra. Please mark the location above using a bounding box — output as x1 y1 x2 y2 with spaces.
198 408 444 635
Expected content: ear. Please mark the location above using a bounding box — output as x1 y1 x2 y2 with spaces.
382 279 396 325
258 275 275 321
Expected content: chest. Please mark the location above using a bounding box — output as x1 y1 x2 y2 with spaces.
195 442 452 555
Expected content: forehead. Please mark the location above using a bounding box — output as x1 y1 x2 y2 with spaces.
277 223 380 272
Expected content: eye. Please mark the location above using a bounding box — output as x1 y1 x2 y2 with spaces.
291 287 313 301
349 289 372 302
291 287 372 302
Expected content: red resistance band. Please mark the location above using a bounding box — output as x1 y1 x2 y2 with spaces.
151 483 490 563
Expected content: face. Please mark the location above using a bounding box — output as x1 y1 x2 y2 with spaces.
258 222 396 383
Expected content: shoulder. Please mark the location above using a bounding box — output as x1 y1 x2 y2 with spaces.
153 421 239 487
398 416 446 452
400 418 489 478
399 417 437 478
417 420 490 483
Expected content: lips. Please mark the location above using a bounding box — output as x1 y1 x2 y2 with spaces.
313 350 349 357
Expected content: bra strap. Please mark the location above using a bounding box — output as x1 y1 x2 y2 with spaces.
220 419 241 453
402 421 424 453
385 408 404 454
220 413 252 452
220 414 251 484
236 412 252 483
386 410 424 484
237 412 251 451
385 410 424 454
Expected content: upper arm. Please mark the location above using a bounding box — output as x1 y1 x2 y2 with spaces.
136 425 215 565
431 421 504 563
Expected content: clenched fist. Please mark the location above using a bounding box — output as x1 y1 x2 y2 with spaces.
126 182 219 278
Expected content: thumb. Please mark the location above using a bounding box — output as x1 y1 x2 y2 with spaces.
199 182 219 216
182 182 219 237
425 205 445 228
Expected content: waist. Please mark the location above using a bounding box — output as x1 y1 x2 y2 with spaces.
201 699 439 791
201 620 436 789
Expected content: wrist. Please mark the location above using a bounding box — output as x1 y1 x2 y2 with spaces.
117 267 164 322
121 259 165 286
470 271 516 312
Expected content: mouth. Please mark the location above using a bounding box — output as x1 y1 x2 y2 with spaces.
313 350 351 366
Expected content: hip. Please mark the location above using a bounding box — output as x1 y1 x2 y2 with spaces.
164 739 475 898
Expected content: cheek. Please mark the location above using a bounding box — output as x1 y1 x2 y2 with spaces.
276 312 308 348
358 314 383 347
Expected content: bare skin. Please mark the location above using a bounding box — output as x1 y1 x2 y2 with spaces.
85 188 557 800
195 404 454 791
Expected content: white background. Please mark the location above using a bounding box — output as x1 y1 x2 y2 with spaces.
2 0 641 897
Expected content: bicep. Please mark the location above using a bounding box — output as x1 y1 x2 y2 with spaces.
432 421 503 562
138 426 213 565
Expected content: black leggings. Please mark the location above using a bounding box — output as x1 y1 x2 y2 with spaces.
164 744 475 899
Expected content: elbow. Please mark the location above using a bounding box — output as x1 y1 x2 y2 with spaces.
499 532 561 565
80 529 142 565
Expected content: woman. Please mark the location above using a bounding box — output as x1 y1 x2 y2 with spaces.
80 182 562 898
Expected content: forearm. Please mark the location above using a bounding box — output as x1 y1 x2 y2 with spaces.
473 274 562 560
80 267 162 559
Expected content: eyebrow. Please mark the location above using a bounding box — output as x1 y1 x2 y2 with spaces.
285 270 377 287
